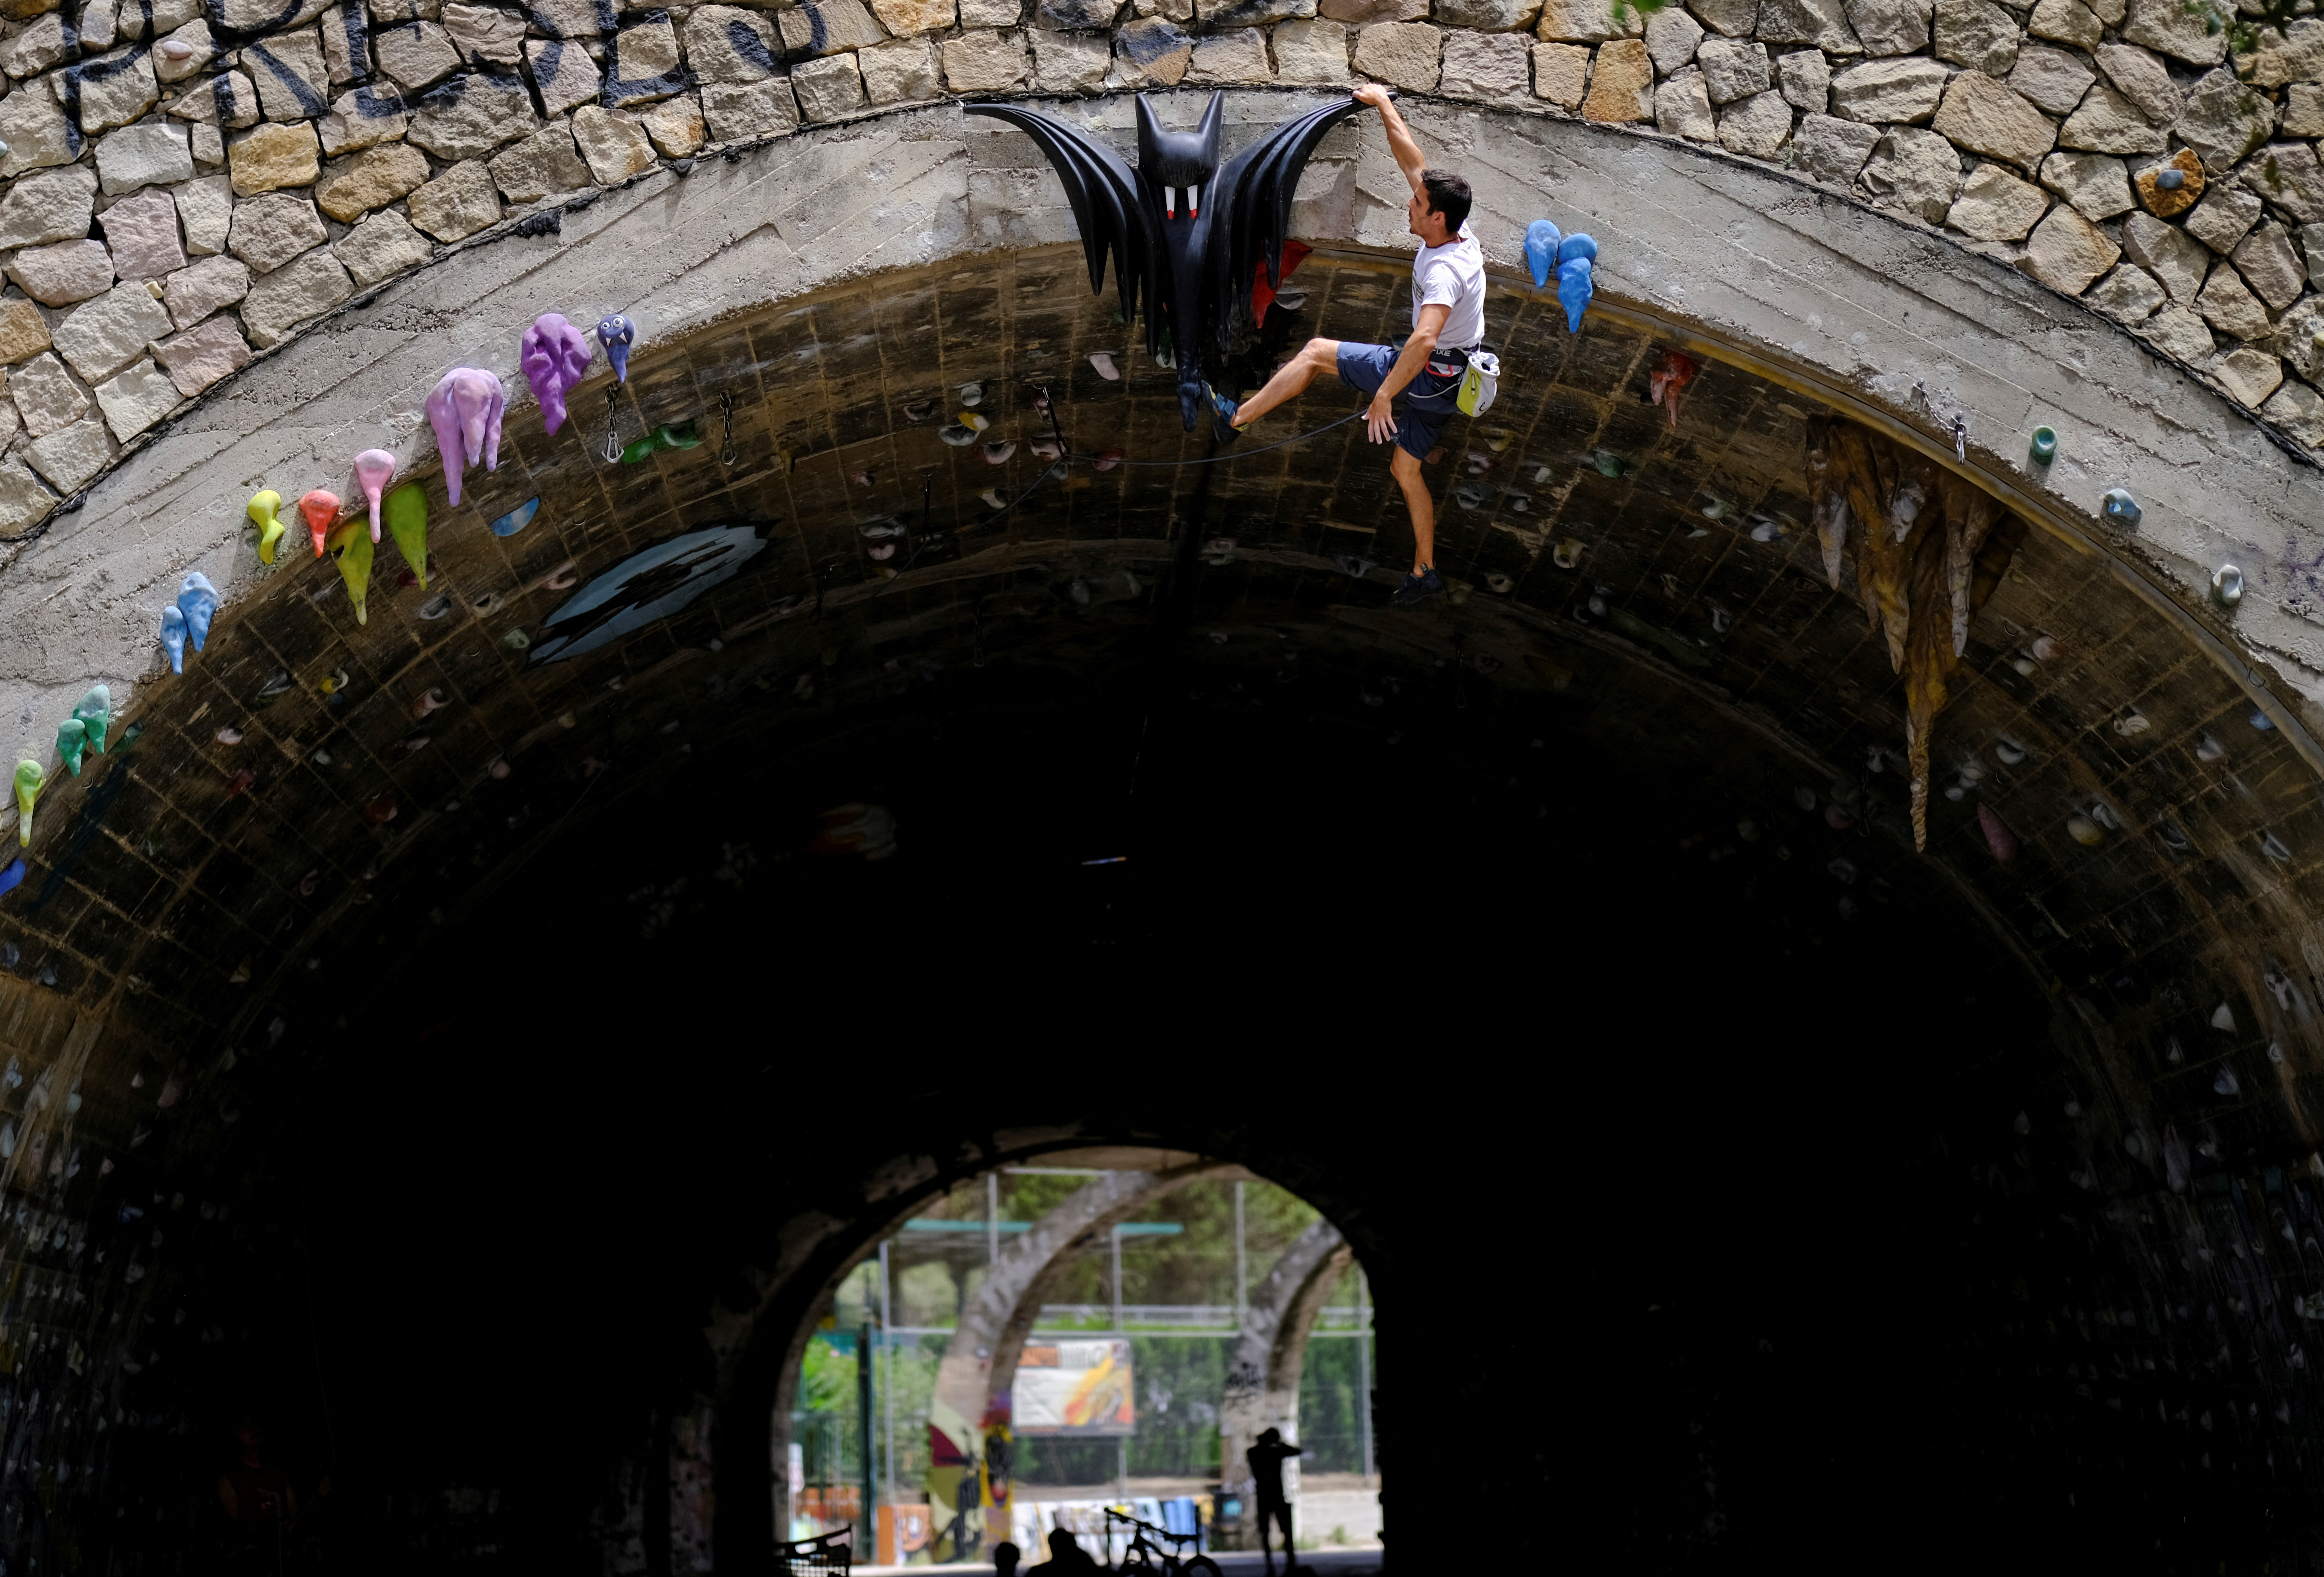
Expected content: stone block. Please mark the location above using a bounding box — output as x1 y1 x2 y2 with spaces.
1792 111 1878 183
2274 294 2323 378
1645 5 1703 72
2186 183 2262 253
320 1 368 83
2133 147 2204 217
6 240 114 305
172 175 233 257
1581 35 1652 119
1931 0 2014 74
2026 0 2098 51
52 280 172 381
409 70 538 158
1843 0 1926 56
2262 377 2324 447
2175 68 2276 173
1439 28 1531 101
1932 68 2057 175
95 123 195 195
1533 38 1590 105
406 157 502 239
2086 260 2166 319
1355 19 1442 89
92 356 177 439
9 353 87 436
959 0 1021 22
0 165 95 251
331 208 432 285
1828 55 1945 121
1756 0 1856 51
101 188 186 279
26 418 114 493
943 27 1032 87
526 37 604 113
2233 221 2307 312
0 15 71 76
570 105 656 180
686 5 780 82
1271 19 1349 83
2059 83 2166 155
247 30 330 121
313 142 429 221
1948 160 2050 237
487 123 592 202
792 49 870 114
2039 149 2132 220
2286 84 2324 140
229 121 321 194
1431 0 1536 26
2093 41 2181 124
0 297 53 364
871 0 954 27
162 253 250 327
1697 35 1770 101
0 463 56 538
2246 143 2324 226
72 46 159 133
2121 208 2211 300
318 86 412 155
2020 202 2120 291
1657 65 1717 137
1113 15 1190 81
2196 261 2270 337
1320 0 1424 18
239 247 353 346
699 76 802 139
442 1 526 64
2008 45 2094 115
217 0 330 30
0 82 82 178
1860 125 1961 221
1689 0 1758 37
521 0 597 33
2212 346 2283 406
152 312 250 396
1719 86 1793 154
2119 0 2223 65
168 69 262 128
1776 46 1828 110
638 95 706 155
2140 301 2217 359
777 0 888 52
1536 0 1638 40
228 191 329 274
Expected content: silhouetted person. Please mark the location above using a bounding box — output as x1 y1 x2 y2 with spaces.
1247 1426 1304 1575
1045 1530 1102 1574
993 1539 1020 1577
217 1417 297 1573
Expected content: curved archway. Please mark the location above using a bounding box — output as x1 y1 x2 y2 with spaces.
1216 1215 1353 1548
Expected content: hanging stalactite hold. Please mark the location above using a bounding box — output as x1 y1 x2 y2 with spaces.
1805 415 2029 850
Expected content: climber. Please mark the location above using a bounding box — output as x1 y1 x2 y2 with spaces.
1222 83 1484 607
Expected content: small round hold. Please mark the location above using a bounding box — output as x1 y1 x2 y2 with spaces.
2101 487 2141 526
2156 168 2184 190
1486 572 1513 593
2213 563 2244 605
2029 425 2057 463
159 38 192 56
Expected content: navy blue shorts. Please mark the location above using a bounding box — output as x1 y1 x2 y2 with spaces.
1337 342 1467 462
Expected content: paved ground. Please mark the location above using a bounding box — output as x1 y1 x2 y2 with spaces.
855 1554 1384 1576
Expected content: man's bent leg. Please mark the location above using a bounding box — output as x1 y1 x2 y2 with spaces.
1255 1500 1279 1575
1230 338 1341 431
1390 445 1435 573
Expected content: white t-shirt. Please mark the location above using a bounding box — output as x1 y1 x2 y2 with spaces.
1412 221 1486 351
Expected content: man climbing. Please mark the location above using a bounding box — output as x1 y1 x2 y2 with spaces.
1219 84 1484 608
1246 1425 1304 1574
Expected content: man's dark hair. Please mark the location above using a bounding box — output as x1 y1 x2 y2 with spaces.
1420 169 1472 234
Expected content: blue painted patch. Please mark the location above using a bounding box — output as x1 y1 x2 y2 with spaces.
490 497 540 537
530 523 766 664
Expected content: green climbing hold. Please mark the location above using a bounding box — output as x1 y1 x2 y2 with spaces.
55 718 85 776
385 482 429 591
13 760 40 847
620 434 662 465
2029 426 2057 464
73 685 109 754
1590 449 1626 478
117 722 143 752
656 421 703 450
502 628 531 650
327 516 373 624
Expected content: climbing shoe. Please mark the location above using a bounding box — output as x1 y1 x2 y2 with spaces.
1206 384 1244 444
1389 567 1443 606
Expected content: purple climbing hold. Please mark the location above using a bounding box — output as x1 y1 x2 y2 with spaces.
522 313 594 436
426 368 506 508
597 314 635 383
177 571 218 653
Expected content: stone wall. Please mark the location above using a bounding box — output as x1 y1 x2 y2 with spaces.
0 0 2309 549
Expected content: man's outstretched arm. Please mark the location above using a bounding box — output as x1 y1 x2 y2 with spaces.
1351 83 1426 196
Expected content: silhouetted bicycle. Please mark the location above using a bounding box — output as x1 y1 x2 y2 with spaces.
1105 1507 1219 1577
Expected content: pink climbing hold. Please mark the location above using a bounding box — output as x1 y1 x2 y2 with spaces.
425 369 506 508
1978 802 2018 864
352 450 396 542
520 313 593 437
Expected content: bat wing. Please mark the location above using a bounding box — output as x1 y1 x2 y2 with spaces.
966 103 1157 334
1202 95 1372 355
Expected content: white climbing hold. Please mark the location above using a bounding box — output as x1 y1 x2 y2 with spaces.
2214 1002 2237 1031
1088 353 1120 381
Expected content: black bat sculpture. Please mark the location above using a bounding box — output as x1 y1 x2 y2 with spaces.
967 91 1374 433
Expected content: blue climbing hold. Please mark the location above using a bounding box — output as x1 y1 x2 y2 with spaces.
490 497 540 538
1557 256 1595 334
177 571 218 653
0 858 21 899
1524 220 1563 289
2102 487 2141 527
597 314 635 383
1556 234 1598 265
160 604 187 674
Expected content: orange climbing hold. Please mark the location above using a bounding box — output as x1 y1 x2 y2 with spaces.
301 490 340 558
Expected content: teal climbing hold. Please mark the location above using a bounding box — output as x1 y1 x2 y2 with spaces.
2029 426 2057 464
55 719 85 776
73 685 109 753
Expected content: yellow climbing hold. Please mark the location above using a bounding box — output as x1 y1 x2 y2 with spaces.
12 760 40 847
326 517 373 625
385 482 428 590
247 490 286 565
